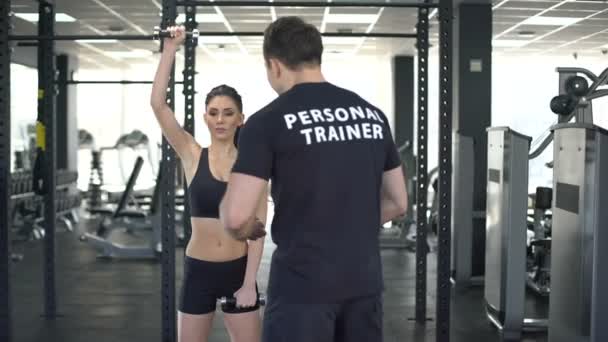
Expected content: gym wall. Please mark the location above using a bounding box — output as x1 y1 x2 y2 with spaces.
9 63 38 171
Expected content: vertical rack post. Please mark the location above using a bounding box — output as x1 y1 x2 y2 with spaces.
182 5 197 246
160 0 177 341
0 1 12 341
38 0 58 319
415 5 429 325
437 0 453 341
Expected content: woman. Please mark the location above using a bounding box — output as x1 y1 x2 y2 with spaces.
150 26 266 342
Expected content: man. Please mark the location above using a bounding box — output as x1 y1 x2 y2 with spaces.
219 16 408 342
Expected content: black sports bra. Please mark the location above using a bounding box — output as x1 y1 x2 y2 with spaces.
188 148 227 219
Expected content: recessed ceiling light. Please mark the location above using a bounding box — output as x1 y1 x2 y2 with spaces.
107 25 126 33
337 28 354 34
325 14 379 24
522 16 583 26
517 30 536 37
15 13 77 22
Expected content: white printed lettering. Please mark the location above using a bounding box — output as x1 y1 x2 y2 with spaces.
349 106 365 120
327 126 340 141
366 107 378 121
362 122 373 138
346 125 361 140
374 110 385 123
300 128 313 145
335 107 349 122
315 126 327 142
373 124 383 139
323 108 335 122
284 114 298 130
310 109 325 123
297 111 312 125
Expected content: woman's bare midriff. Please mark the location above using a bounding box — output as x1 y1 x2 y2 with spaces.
185 217 248 262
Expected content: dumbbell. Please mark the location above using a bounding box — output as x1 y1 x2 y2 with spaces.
10 173 19 195
219 294 266 311
153 26 200 42
19 172 29 194
23 172 33 193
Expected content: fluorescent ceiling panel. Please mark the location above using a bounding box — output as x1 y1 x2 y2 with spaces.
325 14 379 24
322 37 364 45
106 49 153 58
76 39 119 43
522 16 583 26
175 13 225 23
492 39 530 47
198 36 240 44
15 13 77 22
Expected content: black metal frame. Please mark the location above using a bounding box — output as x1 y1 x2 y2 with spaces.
181 5 197 247
415 5 429 325
62 80 185 85
437 0 453 341
160 1 177 341
0 1 12 341
176 1 438 8
1 0 453 341
37 0 58 319
9 32 418 41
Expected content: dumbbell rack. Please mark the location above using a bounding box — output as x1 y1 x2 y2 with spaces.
9 170 80 241
87 150 103 209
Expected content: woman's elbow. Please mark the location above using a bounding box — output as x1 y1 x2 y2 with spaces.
150 99 163 112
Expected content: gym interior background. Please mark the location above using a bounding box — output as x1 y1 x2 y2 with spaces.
3 0 608 342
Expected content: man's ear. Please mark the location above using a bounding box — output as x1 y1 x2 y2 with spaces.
270 58 282 79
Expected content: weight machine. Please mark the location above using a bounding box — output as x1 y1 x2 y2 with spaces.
484 67 608 341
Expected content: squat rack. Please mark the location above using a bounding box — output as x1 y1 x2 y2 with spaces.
0 0 453 341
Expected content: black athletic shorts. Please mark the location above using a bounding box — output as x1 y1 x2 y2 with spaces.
178 255 260 315
262 293 383 342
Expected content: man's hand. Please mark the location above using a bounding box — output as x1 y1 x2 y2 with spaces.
247 219 266 241
229 218 266 242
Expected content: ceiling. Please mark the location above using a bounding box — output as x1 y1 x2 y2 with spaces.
8 0 608 69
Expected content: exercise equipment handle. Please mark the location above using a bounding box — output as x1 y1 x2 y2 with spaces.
219 294 266 306
153 26 200 41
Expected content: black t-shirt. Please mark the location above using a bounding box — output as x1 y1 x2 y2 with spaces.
232 82 401 303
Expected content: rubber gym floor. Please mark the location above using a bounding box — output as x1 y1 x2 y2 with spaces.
10 218 548 342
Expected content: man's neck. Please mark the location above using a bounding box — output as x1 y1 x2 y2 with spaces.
283 68 326 92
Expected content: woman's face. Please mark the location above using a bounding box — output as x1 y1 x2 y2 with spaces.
204 95 244 142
